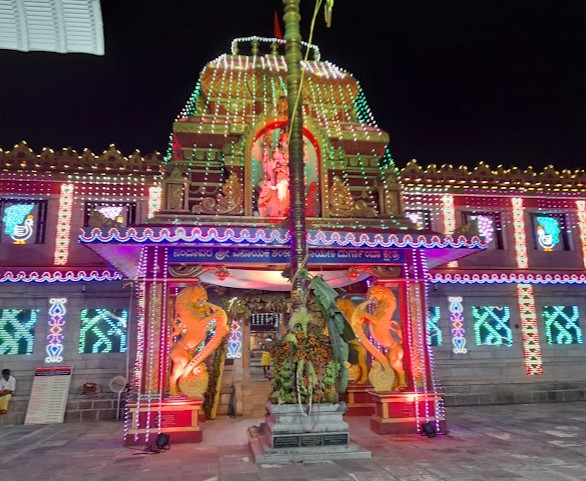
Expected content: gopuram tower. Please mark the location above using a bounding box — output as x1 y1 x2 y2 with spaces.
81 36 486 444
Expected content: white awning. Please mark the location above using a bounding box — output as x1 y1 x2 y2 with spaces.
0 0 104 55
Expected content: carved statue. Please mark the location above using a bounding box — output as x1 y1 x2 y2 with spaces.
168 285 229 398
329 175 378 218
336 298 368 384
274 132 290 216
194 171 244 214
257 130 290 216
350 285 407 392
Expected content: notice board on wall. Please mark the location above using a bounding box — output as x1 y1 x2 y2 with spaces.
24 366 73 424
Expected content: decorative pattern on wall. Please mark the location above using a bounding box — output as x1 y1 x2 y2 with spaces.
79 308 128 354
472 306 512 347
54 183 74 265
0 309 39 355
543 306 583 345
516 284 543 375
426 306 442 347
0 270 122 283
226 318 242 359
448 296 467 354
511 197 528 269
429 272 586 285
46 298 67 363
576 200 586 268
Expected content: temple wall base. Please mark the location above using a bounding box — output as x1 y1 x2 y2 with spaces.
125 398 204 446
369 391 446 435
345 383 375 416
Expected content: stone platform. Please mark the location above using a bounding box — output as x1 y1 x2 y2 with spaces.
251 401 372 463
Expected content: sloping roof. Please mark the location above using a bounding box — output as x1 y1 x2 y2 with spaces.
0 0 104 55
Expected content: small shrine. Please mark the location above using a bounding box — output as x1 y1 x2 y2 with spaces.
80 37 487 445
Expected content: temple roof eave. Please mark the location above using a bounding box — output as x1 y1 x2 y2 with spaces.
79 226 488 278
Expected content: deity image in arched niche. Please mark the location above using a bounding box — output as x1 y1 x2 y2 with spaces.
251 125 320 217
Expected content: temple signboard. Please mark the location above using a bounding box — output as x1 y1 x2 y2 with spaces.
169 247 404 265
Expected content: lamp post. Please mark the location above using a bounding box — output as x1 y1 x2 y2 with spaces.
283 0 306 303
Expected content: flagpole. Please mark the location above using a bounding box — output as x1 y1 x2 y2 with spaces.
283 0 306 303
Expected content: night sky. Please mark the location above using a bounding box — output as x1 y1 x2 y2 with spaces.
1 0 585 171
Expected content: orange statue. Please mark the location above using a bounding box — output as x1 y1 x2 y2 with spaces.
351 285 407 391
168 285 229 398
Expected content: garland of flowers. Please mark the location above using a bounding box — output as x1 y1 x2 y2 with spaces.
269 271 342 412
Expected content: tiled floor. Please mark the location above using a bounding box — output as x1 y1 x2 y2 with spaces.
2 401 586 480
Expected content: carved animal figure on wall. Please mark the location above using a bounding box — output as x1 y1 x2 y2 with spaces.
168 285 229 398
351 285 407 391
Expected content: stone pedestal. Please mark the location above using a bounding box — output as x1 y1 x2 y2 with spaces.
370 391 446 435
345 383 375 416
249 401 371 464
125 397 204 445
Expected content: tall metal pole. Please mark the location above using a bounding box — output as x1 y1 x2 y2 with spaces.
283 0 307 302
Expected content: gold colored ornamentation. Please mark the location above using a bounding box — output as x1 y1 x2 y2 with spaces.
350 285 407 392
345 362 361 382
329 176 377 218
178 364 209 398
163 168 188 211
147 284 162 394
169 265 230 281
368 361 394 391
193 171 243 214
347 266 401 281
168 285 229 399
213 266 230 280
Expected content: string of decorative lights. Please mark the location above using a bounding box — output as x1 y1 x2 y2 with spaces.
420 251 445 432
0 270 122 283
79 225 486 250
543 305 583 345
410 250 432 432
448 296 467 354
429 272 586 284
515 284 543 375
54 183 74 265
45 298 66 363
576 200 586 268
0 309 39 355
472 306 512 347
511 197 529 269
442 194 458 268
147 186 162 219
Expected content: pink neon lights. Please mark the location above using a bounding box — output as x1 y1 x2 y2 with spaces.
79 226 487 250
54 183 74 265
429 272 586 284
0 270 122 283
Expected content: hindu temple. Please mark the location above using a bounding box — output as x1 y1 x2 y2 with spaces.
0 36 584 451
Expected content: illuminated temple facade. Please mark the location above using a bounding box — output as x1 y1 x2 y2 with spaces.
0 37 585 429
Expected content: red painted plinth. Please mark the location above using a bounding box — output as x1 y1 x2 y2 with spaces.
345 384 375 416
125 398 204 446
369 391 446 435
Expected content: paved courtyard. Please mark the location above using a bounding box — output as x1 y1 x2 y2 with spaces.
2 401 586 481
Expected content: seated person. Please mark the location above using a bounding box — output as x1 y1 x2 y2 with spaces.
0 369 15 414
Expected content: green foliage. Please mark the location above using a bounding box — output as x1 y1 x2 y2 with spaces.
269 272 348 408
202 337 226 419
